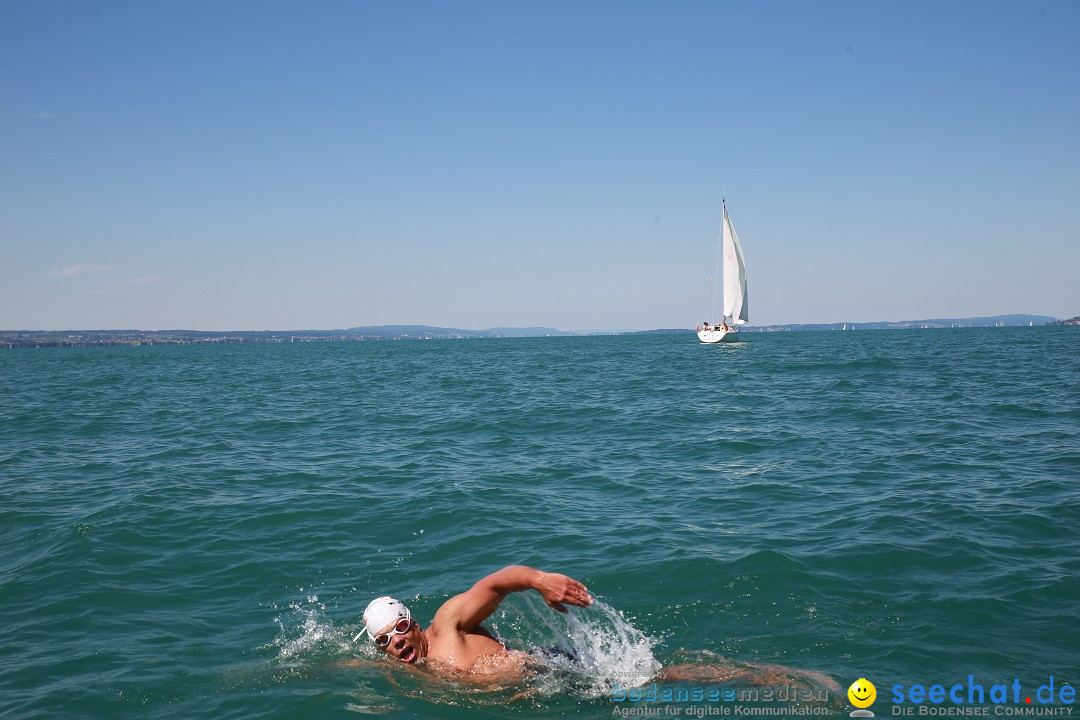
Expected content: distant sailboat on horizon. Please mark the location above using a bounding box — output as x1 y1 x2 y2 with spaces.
697 198 748 344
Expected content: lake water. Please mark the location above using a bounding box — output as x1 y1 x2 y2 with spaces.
2 328 1078 719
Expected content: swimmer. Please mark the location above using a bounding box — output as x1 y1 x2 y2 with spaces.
354 565 839 696
355 565 591 678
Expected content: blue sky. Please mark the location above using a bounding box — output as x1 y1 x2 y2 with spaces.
3 1 1078 331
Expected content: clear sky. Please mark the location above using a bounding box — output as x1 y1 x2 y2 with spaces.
3 1 1078 331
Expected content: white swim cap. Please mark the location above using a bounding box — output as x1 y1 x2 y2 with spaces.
353 596 410 643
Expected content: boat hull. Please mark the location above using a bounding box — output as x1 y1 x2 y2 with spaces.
697 329 740 344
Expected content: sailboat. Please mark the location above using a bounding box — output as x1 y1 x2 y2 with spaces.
697 197 748 343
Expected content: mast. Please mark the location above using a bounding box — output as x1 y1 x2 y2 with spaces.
709 197 724 323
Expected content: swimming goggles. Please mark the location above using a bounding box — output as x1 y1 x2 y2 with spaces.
361 608 413 646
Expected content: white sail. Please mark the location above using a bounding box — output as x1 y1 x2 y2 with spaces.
721 201 749 324
697 198 749 344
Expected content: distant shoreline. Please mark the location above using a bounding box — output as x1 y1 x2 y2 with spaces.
0 315 1067 348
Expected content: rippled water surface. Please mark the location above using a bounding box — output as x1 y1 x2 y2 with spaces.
2 328 1078 719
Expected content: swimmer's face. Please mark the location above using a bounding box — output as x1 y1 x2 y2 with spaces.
376 618 425 664
847 678 876 708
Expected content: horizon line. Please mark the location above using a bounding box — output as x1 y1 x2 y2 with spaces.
0 313 1065 335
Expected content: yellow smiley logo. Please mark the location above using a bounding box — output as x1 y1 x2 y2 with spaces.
848 678 876 708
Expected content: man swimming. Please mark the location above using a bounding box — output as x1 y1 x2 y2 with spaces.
355 564 840 695
356 565 592 675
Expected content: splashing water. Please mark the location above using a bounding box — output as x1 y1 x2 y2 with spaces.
562 601 662 692
270 592 355 664
488 594 662 698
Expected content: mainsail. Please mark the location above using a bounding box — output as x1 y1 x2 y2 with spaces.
721 200 749 324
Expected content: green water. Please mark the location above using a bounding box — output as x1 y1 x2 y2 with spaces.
1 329 1078 719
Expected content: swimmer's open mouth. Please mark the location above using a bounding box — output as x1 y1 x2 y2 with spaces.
400 647 417 663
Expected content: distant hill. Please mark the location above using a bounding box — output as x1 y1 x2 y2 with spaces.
0 325 575 347
748 314 1058 332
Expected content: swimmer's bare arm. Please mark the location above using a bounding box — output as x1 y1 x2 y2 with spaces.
431 565 593 634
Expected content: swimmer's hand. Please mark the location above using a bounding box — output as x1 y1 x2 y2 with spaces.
536 572 593 613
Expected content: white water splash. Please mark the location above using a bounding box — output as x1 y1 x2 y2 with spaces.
562 600 662 693
270 592 354 661
490 594 661 698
